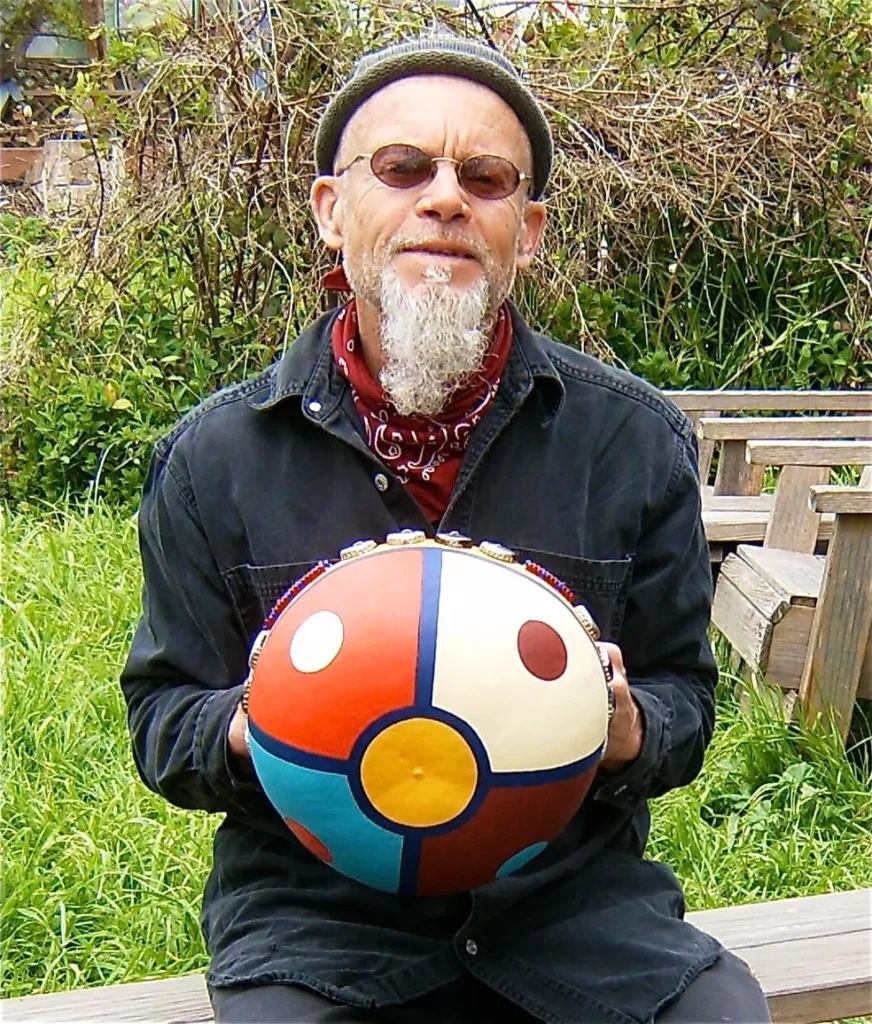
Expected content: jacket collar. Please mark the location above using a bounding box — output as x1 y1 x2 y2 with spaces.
245 302 565 424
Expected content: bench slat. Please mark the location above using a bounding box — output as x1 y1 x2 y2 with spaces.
704 510 772 543
745 933 871 1024
703 510 834 544
746 439 872 466
701 490 774 511
809 485 872 514
686 887 869 946
699 415 872 441
736 545 825 606
3 973 212 1022
689 889 872 1024
667 390 872 413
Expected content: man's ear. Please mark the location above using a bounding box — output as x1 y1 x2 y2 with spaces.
516 200 546 270
310 176 344 251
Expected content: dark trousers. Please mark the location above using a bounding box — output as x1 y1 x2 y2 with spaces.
210 950 771 1023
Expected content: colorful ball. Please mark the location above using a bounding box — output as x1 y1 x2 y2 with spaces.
246 533 610 896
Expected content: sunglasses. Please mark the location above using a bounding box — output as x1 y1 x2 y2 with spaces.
336 143 530 201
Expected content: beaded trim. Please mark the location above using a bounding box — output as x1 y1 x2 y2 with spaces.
262 561 331 630
522 559 575 604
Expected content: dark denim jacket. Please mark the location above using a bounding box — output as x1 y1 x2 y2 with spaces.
120 305 722 1024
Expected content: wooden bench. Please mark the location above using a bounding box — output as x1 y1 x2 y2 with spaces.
693 415 871 558
665 392 871 558
699 433 871 556
5 889 870 1024
712 442 872 737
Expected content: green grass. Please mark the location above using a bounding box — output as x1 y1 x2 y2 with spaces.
2 505 871 1002
649 672 872 905
1 506 213 998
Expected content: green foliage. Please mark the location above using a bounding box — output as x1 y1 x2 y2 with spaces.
3 507 871 999
541 228 872 390
1 216 289 508
2 0 871 507
650 665 872 906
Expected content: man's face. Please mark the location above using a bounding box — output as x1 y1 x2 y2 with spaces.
313 75 546 316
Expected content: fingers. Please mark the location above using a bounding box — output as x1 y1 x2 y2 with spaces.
596 643 643 767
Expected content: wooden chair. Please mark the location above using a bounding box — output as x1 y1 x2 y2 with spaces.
712 444 872 738
698 415 872 501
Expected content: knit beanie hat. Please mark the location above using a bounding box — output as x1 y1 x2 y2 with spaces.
314 33 553 199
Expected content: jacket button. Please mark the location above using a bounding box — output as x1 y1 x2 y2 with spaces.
465 938 478 956
374 473 389 492
308 400 323 414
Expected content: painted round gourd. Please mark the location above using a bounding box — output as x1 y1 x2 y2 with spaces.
245 531 611 896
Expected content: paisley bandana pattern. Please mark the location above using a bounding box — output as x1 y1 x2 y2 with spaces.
332 300 513 522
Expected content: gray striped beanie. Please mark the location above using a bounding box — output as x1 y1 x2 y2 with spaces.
314 34 553 200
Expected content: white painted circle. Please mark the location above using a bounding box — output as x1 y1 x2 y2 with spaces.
289 610 344 674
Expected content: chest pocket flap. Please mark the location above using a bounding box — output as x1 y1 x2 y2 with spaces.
223 561 324 640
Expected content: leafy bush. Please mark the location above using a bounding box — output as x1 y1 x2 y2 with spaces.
2 0 870 508
2 216 287 507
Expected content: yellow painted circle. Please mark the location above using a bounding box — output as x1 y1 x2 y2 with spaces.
359 718 478 828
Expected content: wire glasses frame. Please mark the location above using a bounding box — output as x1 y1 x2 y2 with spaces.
335 143 530 201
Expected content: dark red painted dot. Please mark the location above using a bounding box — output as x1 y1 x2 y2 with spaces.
284 818 333 863
517 620 567 680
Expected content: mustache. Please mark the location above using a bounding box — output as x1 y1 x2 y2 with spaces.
386 235 490 263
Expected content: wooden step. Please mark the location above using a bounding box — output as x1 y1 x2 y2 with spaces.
4 890 871 1024
689 888 872 1024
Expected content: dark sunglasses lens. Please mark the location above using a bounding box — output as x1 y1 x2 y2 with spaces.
371 145 433 189
460 155 520 199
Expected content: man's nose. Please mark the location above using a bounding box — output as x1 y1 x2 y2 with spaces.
414 162 471 223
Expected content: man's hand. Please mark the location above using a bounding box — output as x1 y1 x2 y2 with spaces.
227 698 254 780
598 642 644 770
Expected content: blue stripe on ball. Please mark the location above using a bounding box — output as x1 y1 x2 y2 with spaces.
249 735 404 892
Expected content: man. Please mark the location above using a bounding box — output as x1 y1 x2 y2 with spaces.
121 33 771 1024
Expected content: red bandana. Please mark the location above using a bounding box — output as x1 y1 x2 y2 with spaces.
331 300 513 522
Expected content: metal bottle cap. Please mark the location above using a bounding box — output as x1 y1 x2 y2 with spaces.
339 539 378 560
385 529 427 546
573 604 601 642
435 531 474 548
478 540 516 563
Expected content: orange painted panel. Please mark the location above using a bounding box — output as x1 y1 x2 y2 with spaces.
249 549 423 760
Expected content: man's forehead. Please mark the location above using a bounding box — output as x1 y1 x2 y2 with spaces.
338 75 530 160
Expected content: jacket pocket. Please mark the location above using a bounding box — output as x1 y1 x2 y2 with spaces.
511 547 634 642
223 560 324 639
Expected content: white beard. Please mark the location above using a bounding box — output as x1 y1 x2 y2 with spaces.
377 267 491 418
